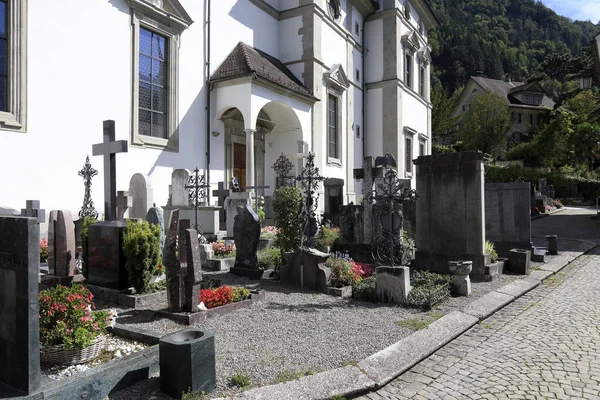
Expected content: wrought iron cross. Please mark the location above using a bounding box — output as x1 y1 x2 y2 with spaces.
366 160 417 266
296 152 325 248
78 155 99 220
184 167 209 237
92 120 128 221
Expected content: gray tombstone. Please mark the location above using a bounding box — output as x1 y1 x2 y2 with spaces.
116 190 132 221
0 216 41 394
21 200 45 224
485 183 532 257
414 151 487 277
171 169 191 207
129 173 153 219
231 205 261 279
146 206 165 255
48 210 77 276
183 228 202 312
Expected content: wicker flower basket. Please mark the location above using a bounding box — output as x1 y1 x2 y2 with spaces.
40 334 106 366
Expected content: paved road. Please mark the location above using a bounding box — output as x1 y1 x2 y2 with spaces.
354 208 600 400
532 206 600 244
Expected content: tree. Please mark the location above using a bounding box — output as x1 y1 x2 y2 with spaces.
431 83 460 144
457 90 511 158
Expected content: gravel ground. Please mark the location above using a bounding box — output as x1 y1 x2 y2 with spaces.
107 267 528 400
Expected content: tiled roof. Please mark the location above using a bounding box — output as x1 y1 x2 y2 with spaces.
472 76 555 108
210 42 313 98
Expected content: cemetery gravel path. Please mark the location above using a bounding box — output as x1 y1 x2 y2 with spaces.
354 211 600 400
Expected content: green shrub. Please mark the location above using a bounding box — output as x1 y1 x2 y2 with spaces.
232 287 250 302
486 240 499 262
352 276 376 302
405 270 452 310
326 257 356 288
273 187 304 252
257 247 282 271
123 220 161 294
315 226 340 250
80 216 97 279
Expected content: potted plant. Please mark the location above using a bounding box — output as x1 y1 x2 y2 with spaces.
39 285 116 366
315 226 340 253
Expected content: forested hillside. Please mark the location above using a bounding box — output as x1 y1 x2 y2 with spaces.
429 0 600 93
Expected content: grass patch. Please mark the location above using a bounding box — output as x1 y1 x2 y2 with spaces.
427 311 444 320
229 373 251 389
181 388 207 400
544 272 566 288
92 349 116 365
396 318 432 331
273 369 314 384
340 360 358 367
330 396 346 400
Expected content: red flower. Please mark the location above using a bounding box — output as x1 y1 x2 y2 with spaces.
157 264 163 270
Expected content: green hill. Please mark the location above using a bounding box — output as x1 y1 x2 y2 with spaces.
430 0 600 93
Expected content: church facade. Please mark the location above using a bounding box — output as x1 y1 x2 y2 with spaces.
0 0 437 220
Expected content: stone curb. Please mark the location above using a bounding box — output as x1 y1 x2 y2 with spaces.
213 244 596 400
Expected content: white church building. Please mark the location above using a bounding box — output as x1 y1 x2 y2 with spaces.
0 0 437 222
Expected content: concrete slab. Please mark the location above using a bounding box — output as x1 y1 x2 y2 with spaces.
496 278 540 298
357 311 477 388
529 269 554 281
462 291 514 320
233 366 375 400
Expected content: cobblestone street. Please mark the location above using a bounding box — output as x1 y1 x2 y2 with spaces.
354 245 600 400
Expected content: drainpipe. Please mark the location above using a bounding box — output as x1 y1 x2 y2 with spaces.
362 5 377 162
205 0 212 196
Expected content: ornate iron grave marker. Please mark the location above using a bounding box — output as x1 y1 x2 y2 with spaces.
78 155 99 220
296 152 325 249
185 167 209 243
272 153 295 189
366 157 417 266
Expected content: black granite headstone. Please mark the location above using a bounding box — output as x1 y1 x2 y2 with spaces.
164 210 184 312
183 228 202 312
231 205 261 279
87 221 129 290
0 216 41 395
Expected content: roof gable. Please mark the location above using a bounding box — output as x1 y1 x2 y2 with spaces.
126 0 193 31
210 42 313 99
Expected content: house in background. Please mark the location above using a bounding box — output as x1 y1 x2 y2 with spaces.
0 0 438 224
452 75 555 144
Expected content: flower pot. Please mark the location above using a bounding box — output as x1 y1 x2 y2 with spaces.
40 334 106 366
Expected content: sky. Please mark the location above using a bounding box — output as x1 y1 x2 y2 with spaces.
540 0 600 23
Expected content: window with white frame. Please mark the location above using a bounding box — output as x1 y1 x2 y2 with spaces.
419 142 425 156
0 0 27 132
128 0 192 151
405 53 412 89
328 93 339 159
419 66 426 97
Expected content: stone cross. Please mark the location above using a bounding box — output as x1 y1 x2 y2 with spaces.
353 156 384 244
78 155 99 220
212 181 229 208
116 191 131 221
92 120 128 221
184 167 209 232
21 200 45 224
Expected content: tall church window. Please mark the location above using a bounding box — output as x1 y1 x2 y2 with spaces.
129 0 191 151
0 0 27 132
405 54 412 89
419 65 425 97
139 28 167 139
328 94 339 159
405 138 413 173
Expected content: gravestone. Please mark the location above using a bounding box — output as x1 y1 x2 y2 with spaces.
231 205 261 279
129 173 153 219
485 182 532 257
376 266 411 304
171 169 191 207
21 200 45 223
353 156 383 244
87 221 128 289
164 210 184 312
538 178 548 195
146 206 165 255
183 228 202 312
116 190 132 221
414 151 487 277
280 249 331 292
225 192 251 238
212 181 229 226
92 120 128 221
0 216 41 395
48 210 77 277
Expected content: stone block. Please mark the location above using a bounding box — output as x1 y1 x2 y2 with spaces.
159 330 216 398
546 234 558 255
508 248 531 275
531 247 546 262
0 216 41 394
327 286 352 299
302 249 331 292
376 266 411 304
87 221 129 289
